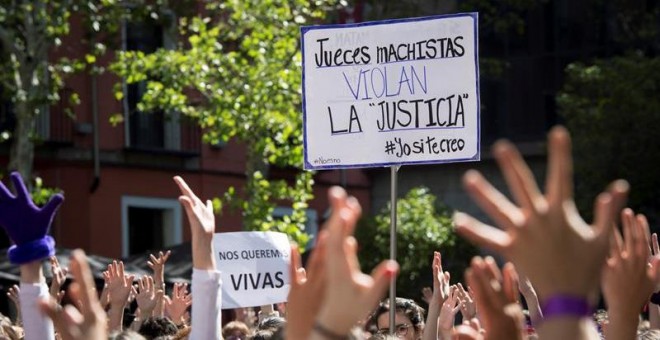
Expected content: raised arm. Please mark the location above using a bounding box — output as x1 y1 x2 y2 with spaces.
7 284 22 326
40 249 108 340
49 256 67 304
106 261 135 332
601 209 659 340
310 187 398 340
453 127 629 340
174 176 222 339
0 172 64 340
423 251 451 340
148 250 171 292
461 258 525 340
285 231 327 340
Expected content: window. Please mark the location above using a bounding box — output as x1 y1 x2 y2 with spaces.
121 196 182 257
272 207 318 250
122 15 181 151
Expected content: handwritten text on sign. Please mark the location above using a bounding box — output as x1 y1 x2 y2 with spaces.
301 13 480 170
213 232 291 309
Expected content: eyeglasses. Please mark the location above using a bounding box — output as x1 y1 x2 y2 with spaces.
377 323 412 338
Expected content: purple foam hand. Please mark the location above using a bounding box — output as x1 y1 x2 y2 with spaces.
0 172 63 265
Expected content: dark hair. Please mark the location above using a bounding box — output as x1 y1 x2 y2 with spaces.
223 320 250 338
258 316 286 332
250 330 274 340
138 316 178 339
108 330 147 340
367 297 425 334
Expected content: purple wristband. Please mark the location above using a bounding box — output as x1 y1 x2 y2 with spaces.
540 295 592 322
8 235 55 265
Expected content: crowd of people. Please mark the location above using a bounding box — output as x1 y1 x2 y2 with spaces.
0 126 658 340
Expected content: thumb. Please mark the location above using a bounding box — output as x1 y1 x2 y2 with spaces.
364 260 399 309
40 193 64 219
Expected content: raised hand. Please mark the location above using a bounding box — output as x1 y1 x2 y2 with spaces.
285 232 327 340
174 177 214 236
106 260 135 331
174 176 216 270
433 251 451 304
7 284 21 325
49 256 67 304
423 251 452 340
438 285 461 335
40 249 108 340
134 275 163 319
98 270 110 310
422 287 433 305
106 261 134 308
311 187 398 339
465 258 525 340
454 127 628 302
601 209 660 339
165 282 192 325
0 172 64 265
457 283 477 320
148 250 171 290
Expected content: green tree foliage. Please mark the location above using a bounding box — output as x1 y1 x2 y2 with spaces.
557 0 659 225
0 0 195 182
557 54 660 225
355 187 476 302
111 1 343 246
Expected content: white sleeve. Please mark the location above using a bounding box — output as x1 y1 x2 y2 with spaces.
190 268 223 340
20 282 55 340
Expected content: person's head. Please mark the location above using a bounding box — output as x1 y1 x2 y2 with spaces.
138 316 178 339
258 316 286 332
369 298 425 340
223 320 250 340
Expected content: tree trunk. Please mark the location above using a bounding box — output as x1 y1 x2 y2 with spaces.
8 102 36 182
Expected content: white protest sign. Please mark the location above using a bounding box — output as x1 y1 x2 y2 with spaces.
213 231 291 309
301 13 480 170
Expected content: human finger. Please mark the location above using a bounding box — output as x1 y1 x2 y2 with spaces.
493 140 544 213
463 170 523 230
593 181 629 237
173 176 197 200
363 260 399 310
70 249 99 314
454 213 508 254
10 172 30 201
545 126 573 206
289 245 302 286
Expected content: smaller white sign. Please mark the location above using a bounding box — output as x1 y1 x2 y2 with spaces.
213 232 291 309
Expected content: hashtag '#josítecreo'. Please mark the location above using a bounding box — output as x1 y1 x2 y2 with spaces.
385 140 395 155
